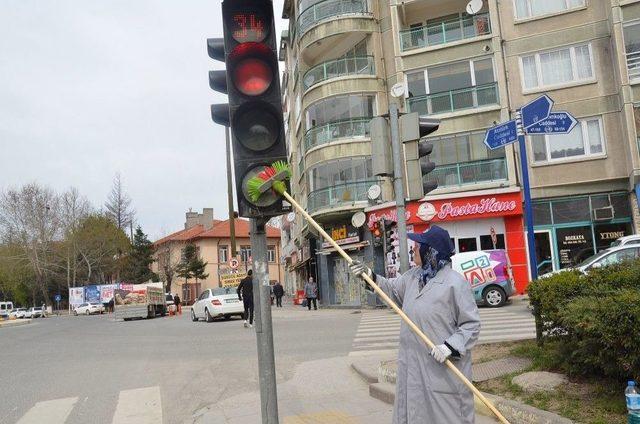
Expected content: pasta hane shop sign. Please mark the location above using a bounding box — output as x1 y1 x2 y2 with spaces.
322 224 360 248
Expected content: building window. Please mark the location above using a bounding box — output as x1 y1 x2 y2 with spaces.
240 246 252 263
520 44 593 90
514 0 584 20
305 93 375 130
308 156 373 192
531 116 605 163
219 246 228 263
268 246 276 263
480 234 506 250
624 21 640 82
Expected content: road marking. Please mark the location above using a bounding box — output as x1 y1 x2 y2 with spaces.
112 386 162 424
17 397 78 424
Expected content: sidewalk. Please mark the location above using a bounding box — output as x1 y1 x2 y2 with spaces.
0 318 31 328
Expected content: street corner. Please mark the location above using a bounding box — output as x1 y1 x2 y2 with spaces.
0 318 32 328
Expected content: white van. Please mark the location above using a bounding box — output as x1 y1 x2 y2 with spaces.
0 301 15 318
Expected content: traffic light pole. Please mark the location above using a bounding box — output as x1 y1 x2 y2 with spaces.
389 103 410 273
250 218 279 424
225 125 237 257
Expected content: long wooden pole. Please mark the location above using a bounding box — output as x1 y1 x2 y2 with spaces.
281 190 510 424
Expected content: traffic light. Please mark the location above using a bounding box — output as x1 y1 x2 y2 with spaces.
383 219 395 254
401 113 440 200
208 0 290 218
372 221 382 247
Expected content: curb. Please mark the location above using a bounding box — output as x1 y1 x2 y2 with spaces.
369 382 395 405
350 362 378 384
0 319 32 328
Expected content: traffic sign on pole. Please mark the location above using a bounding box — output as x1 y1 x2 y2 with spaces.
484 120 518 150
525 111 578 134
54 294 61 302
521 94 554 129
229 258 239 270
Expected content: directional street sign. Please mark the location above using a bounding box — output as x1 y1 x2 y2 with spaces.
54 294 61 302
521 94 554 129
525 111 578 135
484 119 518 150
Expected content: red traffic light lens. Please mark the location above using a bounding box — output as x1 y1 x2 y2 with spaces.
233 58 272 96
231 12 268 43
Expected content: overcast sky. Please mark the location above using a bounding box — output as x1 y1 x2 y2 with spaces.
0 0 286 240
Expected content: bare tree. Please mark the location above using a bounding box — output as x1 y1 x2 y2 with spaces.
0 183 61 303
156 242 180 293
104 173 135 231
59 187 91 289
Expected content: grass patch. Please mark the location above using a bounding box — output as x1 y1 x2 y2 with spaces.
477 340 628 424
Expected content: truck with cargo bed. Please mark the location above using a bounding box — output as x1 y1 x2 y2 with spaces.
114 282 166 320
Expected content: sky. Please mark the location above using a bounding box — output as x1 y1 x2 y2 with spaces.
0 0 286 240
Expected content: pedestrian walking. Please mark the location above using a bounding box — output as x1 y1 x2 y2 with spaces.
173 294 181 315
273 281 284 307
349 225 481 424
237 270 254 328
304 276 318 311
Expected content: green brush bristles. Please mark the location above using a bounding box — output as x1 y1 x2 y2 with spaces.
247 178 264 202
246 161 292 202
272 161 291 178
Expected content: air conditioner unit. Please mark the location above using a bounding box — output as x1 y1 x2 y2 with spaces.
593 206 614 221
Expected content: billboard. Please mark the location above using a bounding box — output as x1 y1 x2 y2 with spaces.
100 284 117 303
69 287 84 307
85 285 100 303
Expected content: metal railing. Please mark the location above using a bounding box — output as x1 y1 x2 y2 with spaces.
407 82 499 115
399 13 491 52
627 50 640 81
303 56 375 90
307 180 376 213
304 117 370 152
298 0 368 36
431 158 507 187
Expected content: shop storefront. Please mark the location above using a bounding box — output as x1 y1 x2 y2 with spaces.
532 192 633 274
316 223 369 306
366 189 529 293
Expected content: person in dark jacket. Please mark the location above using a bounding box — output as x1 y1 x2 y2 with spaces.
237 270 254 328
173 294 181 315
273 281 284 307
304 277 318 310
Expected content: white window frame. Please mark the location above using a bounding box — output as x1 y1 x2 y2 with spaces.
530 116 606 164
518 43 595 92
513 0 586 21
404 56 496 96
623 19 640 83
218 246 228 264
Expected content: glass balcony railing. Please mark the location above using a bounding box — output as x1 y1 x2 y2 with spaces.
303 56 375 90
304 117 370 152
307 180 377 213
431 158 507 187
407 82 499 115
298 0 368 37
399 13 491 52
626 50 640 81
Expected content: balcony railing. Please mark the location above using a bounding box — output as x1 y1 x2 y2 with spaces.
407 82 499 115
298 0 368 37
627 50 640 81
399 13 491 52
303 56 375 90
431 158 507 187
304 117 370 152
307 180 376 213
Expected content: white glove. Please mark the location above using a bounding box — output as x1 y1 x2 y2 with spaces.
430 344 452 363
349 260 372 280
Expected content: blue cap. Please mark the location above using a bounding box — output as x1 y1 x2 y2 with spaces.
629 381 636 386
407 225 455 261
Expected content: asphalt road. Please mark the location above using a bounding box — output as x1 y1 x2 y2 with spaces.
0 306 361 424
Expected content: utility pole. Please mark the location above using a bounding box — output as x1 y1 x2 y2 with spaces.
389 102 410 273
225 125 237 257
250 218 279 423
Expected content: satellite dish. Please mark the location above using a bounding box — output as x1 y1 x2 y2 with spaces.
466 0 483 14
286 212 296 223
368 184 381 200
391 82 406 98
351 211 366 228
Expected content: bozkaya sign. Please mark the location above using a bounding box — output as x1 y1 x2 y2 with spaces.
367 192 522 228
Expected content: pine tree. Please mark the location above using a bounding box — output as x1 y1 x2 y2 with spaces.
105 173 135 231
190 255 209 288
176 243 196 285
124 226 158 283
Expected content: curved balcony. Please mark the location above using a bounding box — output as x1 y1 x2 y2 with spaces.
432 158 507 188
399 13 491 52
298 0 369 38
304 117 370 153
303 56 375 91
406 82 499 115
307 180 377 214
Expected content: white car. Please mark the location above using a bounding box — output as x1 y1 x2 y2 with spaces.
10 308 27 319
191 288 244 322
610 235 640 247
74 302 104 316
541 244 640 277
165 294 176 314
24 307 45 318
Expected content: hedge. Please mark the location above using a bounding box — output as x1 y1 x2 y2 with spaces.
528 260 640 380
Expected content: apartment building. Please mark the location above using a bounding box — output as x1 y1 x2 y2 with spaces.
279 0 640 306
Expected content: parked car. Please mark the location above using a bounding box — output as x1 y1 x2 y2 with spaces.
24 307 44 318
0 301 14 319
191 287 244 322
540 244 640 278
9 308 27 319
165 294 175 314
74 302 104 316
610 235 640 247
451 249 516 308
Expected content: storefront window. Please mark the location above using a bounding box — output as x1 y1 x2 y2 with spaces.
532 202 552 226
594 223 632 252
556 226 594 268
458 237 478 252
480 234 506 250
551 197 590 224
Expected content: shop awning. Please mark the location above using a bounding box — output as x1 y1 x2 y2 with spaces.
290 257 310 270
316 241 370 256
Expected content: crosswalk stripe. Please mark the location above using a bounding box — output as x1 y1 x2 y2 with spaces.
112 386 162 424
16 397 78 424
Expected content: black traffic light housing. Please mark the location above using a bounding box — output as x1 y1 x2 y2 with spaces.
417 116 439 196
372 221 382 247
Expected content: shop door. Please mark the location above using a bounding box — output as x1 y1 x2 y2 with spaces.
534 231 554 275
333 255 362 306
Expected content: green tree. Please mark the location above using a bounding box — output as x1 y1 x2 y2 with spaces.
190 255 208 288
176 243 196 285
123 226 158 283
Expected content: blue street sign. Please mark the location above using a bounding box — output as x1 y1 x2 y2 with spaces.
521 94 554 129
54 294 61 302
484 120 518 150
525 111 578 134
